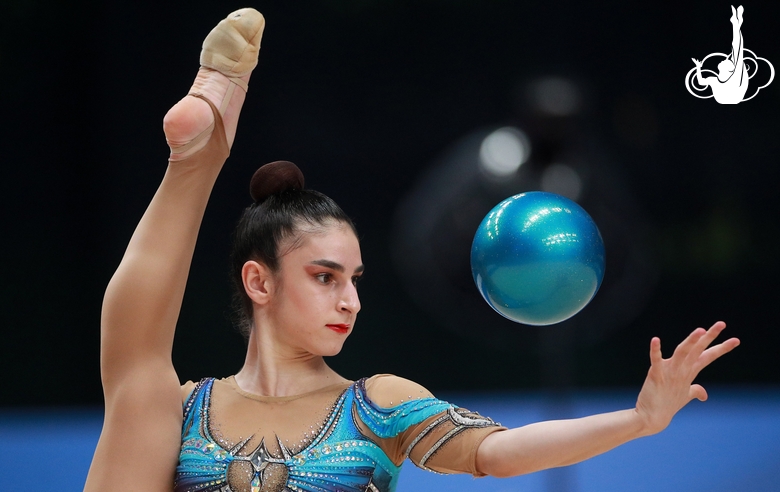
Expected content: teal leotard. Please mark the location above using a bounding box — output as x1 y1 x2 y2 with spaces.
175 377 501 492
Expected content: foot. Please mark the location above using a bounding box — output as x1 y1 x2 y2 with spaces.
163 69 250 160
730 6 743 27
163 9 265 161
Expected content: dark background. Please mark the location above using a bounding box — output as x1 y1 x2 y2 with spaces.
1 0 778 406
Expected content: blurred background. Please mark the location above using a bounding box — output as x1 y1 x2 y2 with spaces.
1 0 778 490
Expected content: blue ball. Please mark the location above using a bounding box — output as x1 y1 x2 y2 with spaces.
471 192 606 326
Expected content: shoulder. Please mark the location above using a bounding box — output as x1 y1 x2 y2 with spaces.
180 380 198 404
354 375 452 439
180 378 215 405
363 374 435 408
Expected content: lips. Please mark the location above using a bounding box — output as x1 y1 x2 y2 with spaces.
326 324 350 334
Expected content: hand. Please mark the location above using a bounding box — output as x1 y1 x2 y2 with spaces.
634 321 740 436
691 58 702 67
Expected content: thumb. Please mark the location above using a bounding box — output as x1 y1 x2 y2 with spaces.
689 384 708 402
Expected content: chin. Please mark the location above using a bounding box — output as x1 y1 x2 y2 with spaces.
317 342 347 358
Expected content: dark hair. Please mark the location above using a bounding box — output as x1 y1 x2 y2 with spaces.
230 161 357 338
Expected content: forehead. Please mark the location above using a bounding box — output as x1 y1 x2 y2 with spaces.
284 223 362 265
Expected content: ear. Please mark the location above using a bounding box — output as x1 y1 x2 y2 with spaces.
242 260 275 306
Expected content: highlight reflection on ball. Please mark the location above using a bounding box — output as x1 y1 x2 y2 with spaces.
471 192 605 326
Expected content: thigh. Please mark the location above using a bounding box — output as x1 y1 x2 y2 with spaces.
84 365 183 491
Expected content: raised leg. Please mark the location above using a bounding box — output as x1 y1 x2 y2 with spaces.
729 5 743 63
84 9 265 491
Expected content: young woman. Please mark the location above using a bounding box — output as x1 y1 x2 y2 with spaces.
84 9 740 492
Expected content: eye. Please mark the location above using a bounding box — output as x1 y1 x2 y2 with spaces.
351 274 363 286
315 273 333 284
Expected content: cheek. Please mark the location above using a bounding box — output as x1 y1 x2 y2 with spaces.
285 282 332 315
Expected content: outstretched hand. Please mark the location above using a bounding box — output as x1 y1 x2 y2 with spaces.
634 321 739 436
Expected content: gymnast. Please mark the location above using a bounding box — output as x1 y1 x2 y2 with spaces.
692 5 748 104
84 9 740 492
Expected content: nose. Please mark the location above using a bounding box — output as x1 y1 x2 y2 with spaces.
338 282 361 314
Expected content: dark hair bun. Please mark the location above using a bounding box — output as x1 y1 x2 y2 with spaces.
250 161 305 203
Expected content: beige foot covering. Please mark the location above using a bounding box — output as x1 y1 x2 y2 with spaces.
170 8 265 157
199 8 265 113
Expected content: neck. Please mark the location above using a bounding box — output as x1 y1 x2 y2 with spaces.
234 324 347 397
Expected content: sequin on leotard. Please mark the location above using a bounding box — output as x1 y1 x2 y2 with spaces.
174 377 503 492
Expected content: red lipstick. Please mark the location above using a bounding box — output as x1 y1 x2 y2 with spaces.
326 324 349 334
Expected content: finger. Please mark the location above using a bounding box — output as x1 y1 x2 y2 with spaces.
691 321 727 354
704 321 727 340
697 337 741 369
689 384 708 402
649 337 663 365
673 328 707 361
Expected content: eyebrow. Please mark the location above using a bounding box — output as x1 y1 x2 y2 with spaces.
310 259 365 274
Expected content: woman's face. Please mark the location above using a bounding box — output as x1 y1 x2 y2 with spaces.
266 222 363 357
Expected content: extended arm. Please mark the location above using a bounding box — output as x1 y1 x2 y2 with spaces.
475 322 739 477
692 58 710 87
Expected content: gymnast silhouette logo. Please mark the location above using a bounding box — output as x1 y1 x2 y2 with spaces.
685 5 774 104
